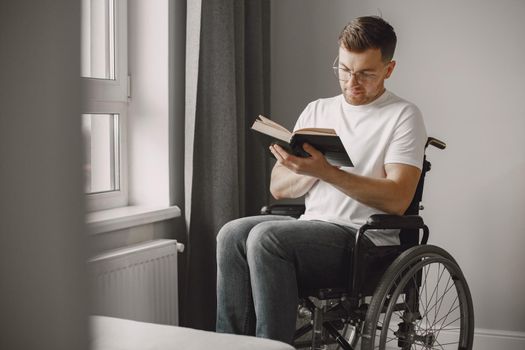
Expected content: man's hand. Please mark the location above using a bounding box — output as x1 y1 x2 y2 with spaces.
269 143 337 180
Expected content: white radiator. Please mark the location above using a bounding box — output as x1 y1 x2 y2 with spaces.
88 239 184 326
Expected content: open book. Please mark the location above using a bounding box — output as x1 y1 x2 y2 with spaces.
251 115 353 167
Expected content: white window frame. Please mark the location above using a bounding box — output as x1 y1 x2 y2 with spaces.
82 0 128 212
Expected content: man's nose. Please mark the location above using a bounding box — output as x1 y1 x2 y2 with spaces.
345 74 360 87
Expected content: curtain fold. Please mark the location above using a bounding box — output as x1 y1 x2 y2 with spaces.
182 0 271 330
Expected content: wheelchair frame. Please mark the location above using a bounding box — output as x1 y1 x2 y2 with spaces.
261 137 474 350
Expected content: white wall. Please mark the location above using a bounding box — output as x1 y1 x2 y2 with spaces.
271 0 525 342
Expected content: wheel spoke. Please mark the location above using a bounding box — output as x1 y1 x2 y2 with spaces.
432 336 461 349
412 271 460 347
414 266 461 347
441 315 462 330
432 296 459 339
425 264 446 324
433 263 441 330
432 271 452 331
419 278 456 328
431 301 459 329
420 261 430 308
374 336 397 349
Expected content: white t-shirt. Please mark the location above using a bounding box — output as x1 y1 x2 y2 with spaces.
294 90 427 246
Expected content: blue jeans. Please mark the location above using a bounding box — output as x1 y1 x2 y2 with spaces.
216 215 373 344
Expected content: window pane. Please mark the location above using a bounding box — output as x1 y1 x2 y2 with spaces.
81 0 116 80
82 114 120 194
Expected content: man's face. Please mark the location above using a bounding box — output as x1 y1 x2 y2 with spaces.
337 46 396 106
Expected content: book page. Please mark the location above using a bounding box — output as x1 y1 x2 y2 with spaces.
252 117 291 142
294 127 337 136
257 115 291 134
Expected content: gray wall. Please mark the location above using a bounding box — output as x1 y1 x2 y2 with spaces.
271 0 525 333
0 1 88 349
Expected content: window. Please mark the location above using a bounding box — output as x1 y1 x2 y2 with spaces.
82 0 180 225
81 0 115 80
82 113 120 194
81 0 128 211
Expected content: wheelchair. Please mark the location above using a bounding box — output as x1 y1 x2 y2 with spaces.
261 137 474 350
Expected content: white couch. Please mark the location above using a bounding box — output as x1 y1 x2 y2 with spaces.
90 316 295 350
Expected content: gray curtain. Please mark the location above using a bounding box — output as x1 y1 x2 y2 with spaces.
181 0 271 330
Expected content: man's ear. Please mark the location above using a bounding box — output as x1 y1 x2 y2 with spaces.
385 60 396 79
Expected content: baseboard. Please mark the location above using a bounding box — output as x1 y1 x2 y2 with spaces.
383 327 525 350
299 323 525 349
473 328 525 350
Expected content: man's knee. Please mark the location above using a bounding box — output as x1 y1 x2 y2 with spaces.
217 216 266 262
217 218 247 254
246 222 291 263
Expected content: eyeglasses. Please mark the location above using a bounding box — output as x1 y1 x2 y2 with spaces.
332 56 380 83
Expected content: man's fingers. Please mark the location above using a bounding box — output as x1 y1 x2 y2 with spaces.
270 144 301 171
271 144 292 160
302 143 322 157
269 145 281 161
270 144 290 163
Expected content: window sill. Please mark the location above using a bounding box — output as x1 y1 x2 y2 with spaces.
86 205 182 235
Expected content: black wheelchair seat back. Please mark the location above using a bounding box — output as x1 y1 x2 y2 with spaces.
348 151 434 297
353 137 446 298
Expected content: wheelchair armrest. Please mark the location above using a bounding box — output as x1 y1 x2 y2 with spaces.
360 214 429 245
260 204 305 218
365 214 425 230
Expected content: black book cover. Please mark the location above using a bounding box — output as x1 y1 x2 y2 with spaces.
290 133 353 167
253 131 353 167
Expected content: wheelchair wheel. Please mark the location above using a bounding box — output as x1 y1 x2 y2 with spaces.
361 245 474 350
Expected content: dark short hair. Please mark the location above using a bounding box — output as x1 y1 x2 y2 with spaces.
338 16 397 62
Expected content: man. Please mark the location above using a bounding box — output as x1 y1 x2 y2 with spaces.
216 16 427 344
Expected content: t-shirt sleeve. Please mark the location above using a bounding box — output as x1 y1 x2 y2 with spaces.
384 105 427 169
